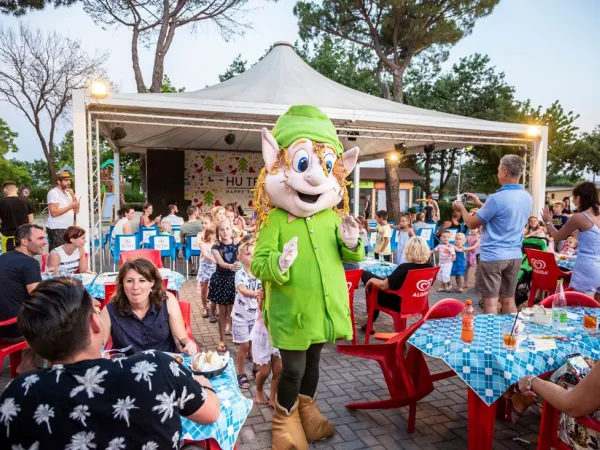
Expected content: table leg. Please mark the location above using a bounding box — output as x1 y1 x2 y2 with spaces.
468 388 497 449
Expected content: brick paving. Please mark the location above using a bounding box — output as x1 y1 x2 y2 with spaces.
0 274 542 449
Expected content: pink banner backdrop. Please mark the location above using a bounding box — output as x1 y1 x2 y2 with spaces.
184 150 264 215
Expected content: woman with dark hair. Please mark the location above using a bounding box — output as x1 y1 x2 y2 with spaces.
542 182 600 301
47 226 93 275
111 204 135 244
563 196 573 214
100 258 198 354
139 202 161 228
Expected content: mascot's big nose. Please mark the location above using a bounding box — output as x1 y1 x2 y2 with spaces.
305 168 327 186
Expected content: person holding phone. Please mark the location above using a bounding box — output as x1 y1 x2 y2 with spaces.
46 172 79 251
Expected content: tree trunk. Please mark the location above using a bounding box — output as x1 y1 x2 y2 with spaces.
376 61 391 100
424 148 433 195
131 27 146 93
392 70 404 104
438 149 458 201
384 157 401 222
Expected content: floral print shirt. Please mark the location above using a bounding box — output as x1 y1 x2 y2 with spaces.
0 352 206 449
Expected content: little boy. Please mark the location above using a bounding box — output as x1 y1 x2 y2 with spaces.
432 230 456 292
233 239 262 389
552 201 569 251
369 210 392 262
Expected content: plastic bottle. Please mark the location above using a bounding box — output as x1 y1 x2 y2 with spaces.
461 300 474 343
552 279 568 330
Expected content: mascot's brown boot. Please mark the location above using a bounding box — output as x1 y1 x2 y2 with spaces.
298 393 335 442
272 399 309 450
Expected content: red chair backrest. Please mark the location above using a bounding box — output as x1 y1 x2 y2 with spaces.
525 249 564 292
119 249 164 268
540 292 600 308
41 253 48 273
423 299 465 321
177 300 194 341
396 266 440 317
345 269 363 296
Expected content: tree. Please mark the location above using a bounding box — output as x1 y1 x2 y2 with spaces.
0 118 31 187
0 23 107 183
295 0 499 221
0 0 77 16
567 126 600 176
83 0 250 94
161 74 185 93
219 55 247 82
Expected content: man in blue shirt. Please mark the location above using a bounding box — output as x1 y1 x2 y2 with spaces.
454 155 532 314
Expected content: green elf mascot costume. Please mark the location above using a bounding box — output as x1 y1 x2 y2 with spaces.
251 105 365 449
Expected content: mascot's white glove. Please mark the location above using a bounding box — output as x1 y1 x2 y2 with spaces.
340 214 359 250
279 237 298 274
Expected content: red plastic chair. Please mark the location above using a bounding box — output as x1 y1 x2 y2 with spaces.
540 292 600 308
0 318 28 379
101 278 169 309
119 249 164 268
345 269 364 345
525 249 572 307
537 400 600 450
336 298 463 432
364 266 440 344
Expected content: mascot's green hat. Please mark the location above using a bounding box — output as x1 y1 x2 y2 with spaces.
271 105 344 156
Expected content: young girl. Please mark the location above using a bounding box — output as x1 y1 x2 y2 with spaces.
465 227 481 289
159 220 173 236
233 239 262 389
391 214 415 265
357 216 370 255
197 224 217 320
211 206 226 223
209 220 240 353
251 275 282 407
432 230 456 292
524 215 547 239
225 207 244 239
451 233 476 293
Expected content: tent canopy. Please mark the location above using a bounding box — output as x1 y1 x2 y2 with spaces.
90 41 538 162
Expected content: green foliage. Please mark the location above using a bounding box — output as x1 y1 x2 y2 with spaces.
546 173 587 188
294 37 380 96
0 119 31 187
0 0 78 16
437 201 476 223
124 183 145 203
160 74 185 93
0 118 19 156
219 55 247 82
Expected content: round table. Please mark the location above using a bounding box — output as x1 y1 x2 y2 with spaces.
88 268 186 299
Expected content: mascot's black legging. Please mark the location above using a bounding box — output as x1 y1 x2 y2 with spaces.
278 343 325 411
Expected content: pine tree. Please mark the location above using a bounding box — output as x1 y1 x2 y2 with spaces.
203 191 214 206
204 156 214 171
238 157 248 172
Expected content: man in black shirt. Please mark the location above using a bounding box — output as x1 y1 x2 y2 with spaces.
0 278 220 449
0 180 34 252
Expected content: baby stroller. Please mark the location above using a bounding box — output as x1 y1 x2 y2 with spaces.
477 236 549 308
515 237 549 306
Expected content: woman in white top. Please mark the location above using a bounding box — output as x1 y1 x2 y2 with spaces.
112 205 135 243
47 226 93 275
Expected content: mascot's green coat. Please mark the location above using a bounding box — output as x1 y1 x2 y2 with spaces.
252 208 364 350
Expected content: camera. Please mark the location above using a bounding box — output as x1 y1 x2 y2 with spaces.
457 194 469 203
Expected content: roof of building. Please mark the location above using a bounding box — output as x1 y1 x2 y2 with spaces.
348 167 423 182
546 186 573 192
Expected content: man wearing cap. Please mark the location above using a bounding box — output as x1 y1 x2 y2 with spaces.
251 105 364 449
0 180 34 252
46 171 79 251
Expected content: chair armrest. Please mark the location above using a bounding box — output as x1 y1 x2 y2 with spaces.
0 317 18 327
577 415 600 432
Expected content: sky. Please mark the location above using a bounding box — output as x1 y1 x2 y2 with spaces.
1 0 599 163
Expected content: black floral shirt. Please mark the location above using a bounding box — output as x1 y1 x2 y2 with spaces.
0 351 206 449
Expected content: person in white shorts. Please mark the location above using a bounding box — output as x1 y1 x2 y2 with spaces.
251 304 282 406
232 238 262 390
432 230 456 292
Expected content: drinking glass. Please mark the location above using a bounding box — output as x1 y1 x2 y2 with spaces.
583 311 598 333
502 320 518 350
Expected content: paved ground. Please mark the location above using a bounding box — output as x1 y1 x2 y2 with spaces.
0 275 542 449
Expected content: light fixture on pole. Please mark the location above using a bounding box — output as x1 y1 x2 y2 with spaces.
90 80 108 98
527 126 540 137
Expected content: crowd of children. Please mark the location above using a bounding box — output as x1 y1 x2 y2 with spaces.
195 205 281 405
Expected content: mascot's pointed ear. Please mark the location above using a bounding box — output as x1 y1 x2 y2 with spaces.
262 128 280 172
341 147 359 174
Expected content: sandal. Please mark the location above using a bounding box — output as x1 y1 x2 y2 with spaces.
201 309 209 319
209 315 217 324
237 373 251 389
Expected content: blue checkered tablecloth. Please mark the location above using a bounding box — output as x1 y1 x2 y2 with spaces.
180 358 253 449
556 256 575 271
88 268 186 299
360 259 398 278
42 272 97 289
409 308 600 406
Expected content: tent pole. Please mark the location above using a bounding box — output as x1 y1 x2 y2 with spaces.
353 163 360 217
73 89 90 254
113 151 121 216
531 127 548 215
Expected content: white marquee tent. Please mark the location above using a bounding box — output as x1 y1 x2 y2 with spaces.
72 42 548 269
